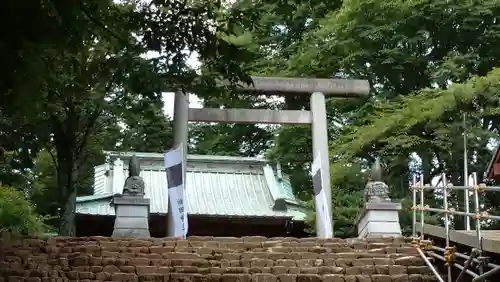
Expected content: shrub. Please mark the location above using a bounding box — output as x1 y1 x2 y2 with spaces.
0 186 48 235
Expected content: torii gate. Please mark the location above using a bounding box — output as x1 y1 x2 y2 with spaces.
169 76 370 238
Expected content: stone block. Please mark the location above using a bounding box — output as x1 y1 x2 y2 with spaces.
111 195 151 238
221 274 252 282
237 76 370 96
356 202 402 239
252 273 277 282
296 274 321 282
1 236 435 282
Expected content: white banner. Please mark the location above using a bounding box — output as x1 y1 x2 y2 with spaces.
164 145 188 238
311 154 333 238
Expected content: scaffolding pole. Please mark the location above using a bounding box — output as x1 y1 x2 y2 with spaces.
472 172 484 276
432 246 500 269
420 175 425 240
416 185 500 192
428 252 479 280
410 170 500 282
472 266 500 282
422 208 500 221
463 113 471 231
442 173 452 282
417 248 445 282
412 174 417 238
455 249 478 282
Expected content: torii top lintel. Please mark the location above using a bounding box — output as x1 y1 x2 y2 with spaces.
236 76 370 97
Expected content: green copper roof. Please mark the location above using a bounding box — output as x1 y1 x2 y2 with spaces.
76 152 306 220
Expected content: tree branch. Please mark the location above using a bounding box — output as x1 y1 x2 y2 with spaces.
78 1 129 47
75 69 123 161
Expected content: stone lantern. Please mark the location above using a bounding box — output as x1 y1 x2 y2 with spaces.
111 155 151 238
355 158 402 238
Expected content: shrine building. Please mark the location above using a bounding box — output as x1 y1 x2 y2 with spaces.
75 151 307 237
486 144 500 181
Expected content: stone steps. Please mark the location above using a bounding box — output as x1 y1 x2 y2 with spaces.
0 236 440 282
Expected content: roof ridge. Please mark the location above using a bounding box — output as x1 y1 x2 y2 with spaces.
104 151 270 163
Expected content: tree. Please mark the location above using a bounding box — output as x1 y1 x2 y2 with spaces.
328 68 500 229
2 0 256 235
291 0 500 185
217 0 500 235
0 150 21 188
190 123 272 157
0 186 48 235
192 0 352 194
6 0 500 237
268 0 500 231
189 89 277 157
103 95 174 153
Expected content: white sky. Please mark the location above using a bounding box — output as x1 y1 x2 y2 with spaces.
162 92 202 118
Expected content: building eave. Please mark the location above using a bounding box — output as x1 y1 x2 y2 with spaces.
104 151 269 165
81 151 307 221
76 196 306 221
485 143 500 179
76 193 113 203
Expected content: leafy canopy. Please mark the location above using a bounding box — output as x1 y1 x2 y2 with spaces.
0 186 48 235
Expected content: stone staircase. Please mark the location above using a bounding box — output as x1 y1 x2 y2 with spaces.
1 236 438 282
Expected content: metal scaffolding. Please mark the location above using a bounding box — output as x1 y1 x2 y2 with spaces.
411 172 500 282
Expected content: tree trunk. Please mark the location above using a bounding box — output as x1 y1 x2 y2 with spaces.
55 146 80 236
59 189 77 236
420 151 432 184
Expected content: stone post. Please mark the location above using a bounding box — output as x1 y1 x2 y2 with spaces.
111 155 151 238
310 92 333 237
168 92 189 237
355 158 402 238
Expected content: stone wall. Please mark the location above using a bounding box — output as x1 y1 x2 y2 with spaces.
1 236 437 282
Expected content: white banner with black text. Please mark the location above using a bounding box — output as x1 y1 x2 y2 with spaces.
164 145 188 238
311 154 333 238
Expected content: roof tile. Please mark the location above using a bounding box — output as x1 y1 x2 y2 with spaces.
77 154 305 220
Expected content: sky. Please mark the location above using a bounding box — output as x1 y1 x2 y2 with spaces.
162 92 202 118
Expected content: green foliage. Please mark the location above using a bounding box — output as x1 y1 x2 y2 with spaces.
0 149 32 189
0 150 15 186
1 0 258 235
398 198 441 236
4 0 500 238
266 125 312 199
109 98 174 153
29 149 60 226
191 123 272 157
333 68 500 161
261 0 500 234
292 0 500 194
0 186 48 235
190 0 500 236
